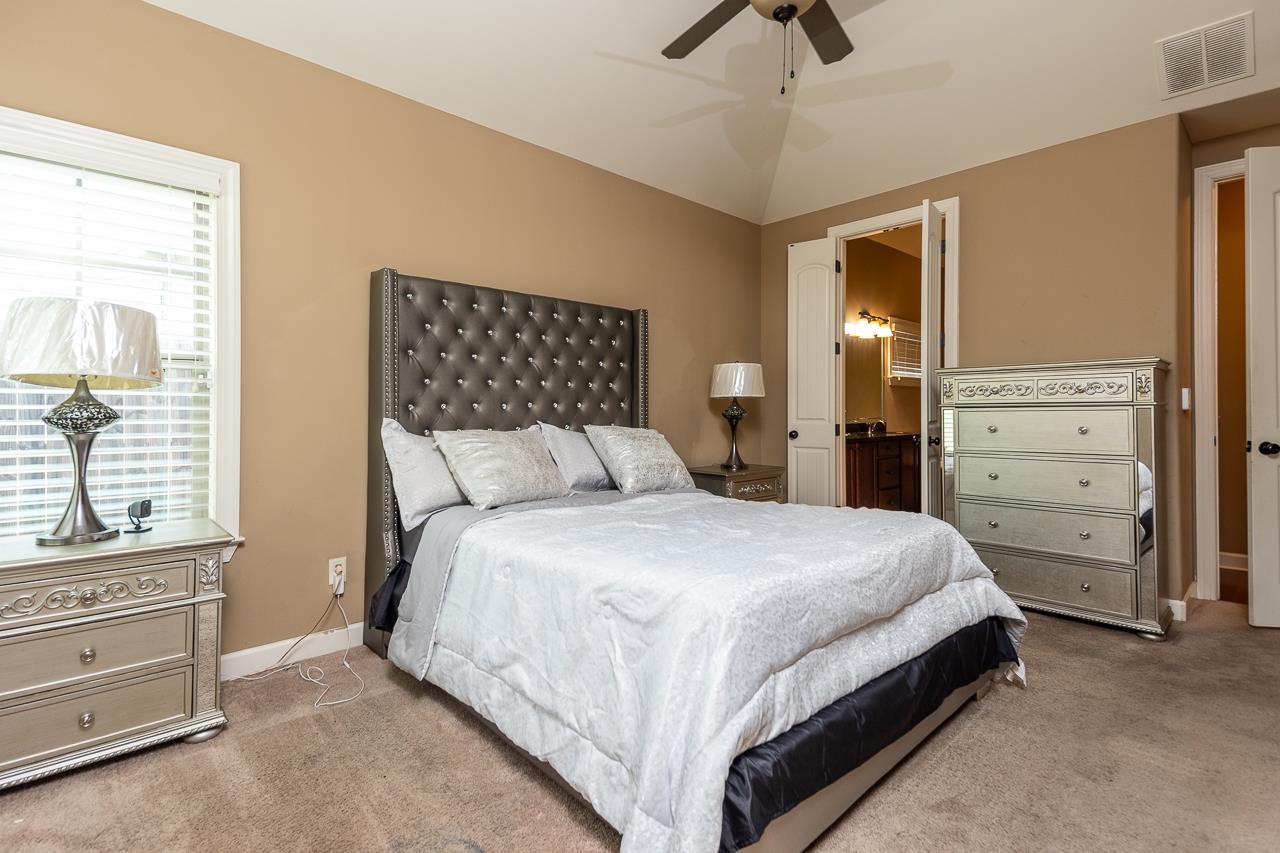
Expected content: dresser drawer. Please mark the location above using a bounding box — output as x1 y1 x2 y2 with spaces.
0 669 191 772
956 455 1134 510
957 500 1135 565
0 608 192 701
955 408 1134 456
977 548 1136 619
727 475 782 502
0 560 194 630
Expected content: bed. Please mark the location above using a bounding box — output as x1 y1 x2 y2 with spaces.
363 268 1025 853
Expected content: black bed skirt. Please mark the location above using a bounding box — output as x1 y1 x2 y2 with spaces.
720 617 1017 852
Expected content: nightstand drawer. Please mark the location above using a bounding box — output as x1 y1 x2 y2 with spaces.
0 560 194 630
727 476 782 501
0 669 191 773
0 608 193 701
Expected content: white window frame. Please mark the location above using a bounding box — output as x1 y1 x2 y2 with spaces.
0 106 241 558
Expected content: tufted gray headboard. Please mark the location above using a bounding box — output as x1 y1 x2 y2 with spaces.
364 268 649 654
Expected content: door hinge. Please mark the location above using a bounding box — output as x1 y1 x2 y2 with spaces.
835 340 841 355
835 259 842 274
940 239 946 254
835 424 840 436
1246 440 1252 452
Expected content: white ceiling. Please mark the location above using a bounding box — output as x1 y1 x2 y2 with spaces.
143 1 1280 224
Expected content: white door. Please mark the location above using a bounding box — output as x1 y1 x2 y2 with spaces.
787 237 839 506
920 200 944 517
1246 147 1280 627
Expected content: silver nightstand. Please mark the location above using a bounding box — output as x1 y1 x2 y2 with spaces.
0 519 238 789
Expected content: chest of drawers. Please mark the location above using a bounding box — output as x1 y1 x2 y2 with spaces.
940 359 1170 637
0 520 236 789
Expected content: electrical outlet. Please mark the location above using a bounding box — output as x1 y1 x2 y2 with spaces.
328 556 347 595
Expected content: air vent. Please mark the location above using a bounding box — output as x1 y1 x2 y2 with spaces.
1155 12 1254 100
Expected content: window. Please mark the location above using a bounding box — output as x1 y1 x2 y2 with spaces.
0 108 239 541
886 317 922 385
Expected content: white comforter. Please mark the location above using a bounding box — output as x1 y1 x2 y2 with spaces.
416 491 1025 853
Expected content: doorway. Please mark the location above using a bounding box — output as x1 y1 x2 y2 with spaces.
785 197 957 512
1194 161 1248 605
841 224 926 513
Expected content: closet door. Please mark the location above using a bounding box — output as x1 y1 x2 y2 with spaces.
787 237 839 506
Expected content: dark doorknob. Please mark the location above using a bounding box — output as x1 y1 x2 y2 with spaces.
1260 441 1280 457
788 430 799 440
927 436 941 447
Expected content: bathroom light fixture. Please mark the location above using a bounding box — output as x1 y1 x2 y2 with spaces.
846 310 893 339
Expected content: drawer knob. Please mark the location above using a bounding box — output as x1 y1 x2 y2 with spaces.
987 520 999 528
988 472 999 480
986 425 998 433
1079 531 1091 540
1078 478 1090 488
77 588 98 605
78 712 95 730
79 647 97 664
991 567 1000 576
1080 583 1091 593
1078 426 1090 435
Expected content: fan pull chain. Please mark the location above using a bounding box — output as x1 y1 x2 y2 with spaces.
790 20 795 80
780 21 788 95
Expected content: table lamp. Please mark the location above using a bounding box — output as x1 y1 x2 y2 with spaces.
0 297 162 546
710 362 765 471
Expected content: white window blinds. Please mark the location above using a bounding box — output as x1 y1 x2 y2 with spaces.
0 151 217 538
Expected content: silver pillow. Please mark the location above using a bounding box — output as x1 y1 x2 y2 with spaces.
380 419 466 529
538 422 614 492
584 425 695 495
433 428 570 510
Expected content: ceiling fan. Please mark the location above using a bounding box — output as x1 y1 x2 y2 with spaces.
663 1 855 66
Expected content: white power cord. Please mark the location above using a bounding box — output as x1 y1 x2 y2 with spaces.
234 591 365 708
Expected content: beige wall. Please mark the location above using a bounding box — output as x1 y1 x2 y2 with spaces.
761 116 1195 599
843 237 921 434
1192 122 1280 168
0 0 761 652
1216 179 1248 555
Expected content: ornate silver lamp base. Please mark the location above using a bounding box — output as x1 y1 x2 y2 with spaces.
37 378 120 547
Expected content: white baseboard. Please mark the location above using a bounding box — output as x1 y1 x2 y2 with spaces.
1161 582 1196 623
1219 551 1249 572
220 623 363 681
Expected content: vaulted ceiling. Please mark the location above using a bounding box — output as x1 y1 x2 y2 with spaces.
143 1 1280 224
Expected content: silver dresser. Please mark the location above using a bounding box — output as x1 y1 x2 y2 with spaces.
0 520 236 789
939 359 1170 638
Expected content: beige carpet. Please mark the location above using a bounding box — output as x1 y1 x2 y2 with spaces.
2 601 1276 853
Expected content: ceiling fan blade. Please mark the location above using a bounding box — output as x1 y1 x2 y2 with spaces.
799 0 854 65
662 0 750 59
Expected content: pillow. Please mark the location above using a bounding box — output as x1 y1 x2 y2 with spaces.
538 422 614 492
380 419 466 529
584 425 695 495
432 428 571 510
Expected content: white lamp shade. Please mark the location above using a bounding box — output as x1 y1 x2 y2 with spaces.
710 362 765 398
0 297 162 390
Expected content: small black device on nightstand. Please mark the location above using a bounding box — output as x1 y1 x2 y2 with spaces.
123 499 152 533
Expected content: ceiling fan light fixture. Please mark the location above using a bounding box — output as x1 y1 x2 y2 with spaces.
749 0 817 21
